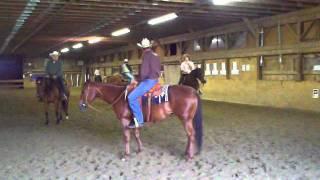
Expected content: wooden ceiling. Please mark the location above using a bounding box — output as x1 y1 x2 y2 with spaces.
0 0 319 58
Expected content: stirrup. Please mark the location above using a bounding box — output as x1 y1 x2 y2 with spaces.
127 118 143 129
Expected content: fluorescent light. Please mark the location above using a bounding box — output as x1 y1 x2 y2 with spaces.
212 0 239 5
111 28 130 37
88 37 102 44
148 13 178 25
72 43 83 49
60 48 69 53
211 37 222 43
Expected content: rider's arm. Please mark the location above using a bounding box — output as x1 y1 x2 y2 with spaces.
45 61 50 75
57 61 63 77
189 61 195 71
140 55 150 80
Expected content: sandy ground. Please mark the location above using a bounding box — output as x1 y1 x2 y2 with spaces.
0 87 319 179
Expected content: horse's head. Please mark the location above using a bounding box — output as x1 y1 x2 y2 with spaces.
79 81 98 112
191 68 207 84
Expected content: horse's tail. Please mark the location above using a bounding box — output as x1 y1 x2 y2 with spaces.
194 94 203 153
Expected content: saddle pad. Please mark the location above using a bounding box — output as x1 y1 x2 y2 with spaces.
142 85 169 105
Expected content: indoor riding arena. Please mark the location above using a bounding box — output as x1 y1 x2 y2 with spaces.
1 0 320 179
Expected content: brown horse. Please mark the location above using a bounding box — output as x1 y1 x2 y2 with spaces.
180 67 206 93
79 82 203 160
104 74 128 86
36 77 70 125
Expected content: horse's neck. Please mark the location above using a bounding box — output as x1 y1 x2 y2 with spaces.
44 79 58 94
97 84 126 104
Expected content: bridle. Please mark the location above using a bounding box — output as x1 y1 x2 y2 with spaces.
82 84 127 113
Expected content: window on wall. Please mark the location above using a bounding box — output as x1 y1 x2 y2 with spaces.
169 43 177 56
193 40 201 51
303 53 320 81
210 35 225 49
229 31 247 48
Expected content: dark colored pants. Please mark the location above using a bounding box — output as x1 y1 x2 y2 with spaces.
95 75 102 82
56 77 66 96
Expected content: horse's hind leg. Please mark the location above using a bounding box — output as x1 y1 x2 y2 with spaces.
134 128 143 153
183 119 196 160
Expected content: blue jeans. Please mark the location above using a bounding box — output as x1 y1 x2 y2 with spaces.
123 72 134 82
128 79 158 124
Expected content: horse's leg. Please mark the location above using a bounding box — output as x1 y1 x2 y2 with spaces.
44 102 49 125
183 119 196 160
133 128 143 153
55 101 61 124
63 100 69 119
121 127 131 160
63 100 69 120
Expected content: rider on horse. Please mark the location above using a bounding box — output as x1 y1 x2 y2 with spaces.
120 58 134 83
45 51 68 101
127 38 161 128
178 54 195 85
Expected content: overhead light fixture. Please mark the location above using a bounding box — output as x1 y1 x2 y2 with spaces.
212 0 239 5
72 43 83 49
60 48 69 53
88 37 102 44
148 13 178 26
111 28 131 37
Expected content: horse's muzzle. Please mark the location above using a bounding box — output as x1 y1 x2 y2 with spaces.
79 103 87 112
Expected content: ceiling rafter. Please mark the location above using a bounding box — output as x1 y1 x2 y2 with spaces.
0 0 318 57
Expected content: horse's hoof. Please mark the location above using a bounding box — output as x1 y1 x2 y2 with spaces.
65 116 69 120
121 154 129 161
185 155 193 161
136 149 143 154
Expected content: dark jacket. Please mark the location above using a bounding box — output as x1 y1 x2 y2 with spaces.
45 60 63 77
140 49 161 80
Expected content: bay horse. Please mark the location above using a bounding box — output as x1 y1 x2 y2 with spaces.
36 77 70 125
104 74 128 86
79 82 203 160
180 68 206 93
